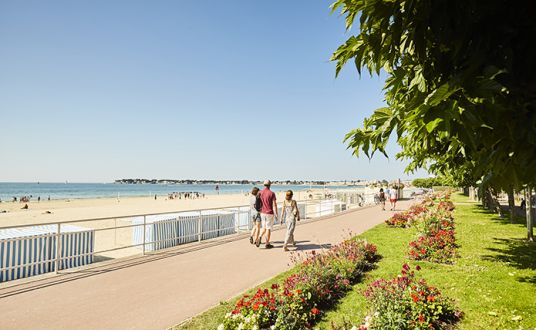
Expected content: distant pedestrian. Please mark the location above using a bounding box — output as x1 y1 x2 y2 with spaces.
215 185 220 195
379 188 386 211
38 196 41 202
48 195 51 201
249 187 262 245
282 190 300 252
22 203 29 210
390 188 398 210
256 180 278 249
154 194 157 200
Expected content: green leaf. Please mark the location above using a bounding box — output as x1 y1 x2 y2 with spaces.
425 118 443 133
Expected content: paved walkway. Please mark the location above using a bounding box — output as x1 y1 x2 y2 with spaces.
0 200 412 330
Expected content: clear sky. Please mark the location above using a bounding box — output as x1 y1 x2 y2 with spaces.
0 0 427 183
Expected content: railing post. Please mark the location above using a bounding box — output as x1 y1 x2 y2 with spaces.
198 211 203 242
55 223 61 274
142 215 146 256
235 206 240 234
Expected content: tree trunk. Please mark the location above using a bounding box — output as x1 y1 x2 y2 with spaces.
507 189 515 223
526 187 534 242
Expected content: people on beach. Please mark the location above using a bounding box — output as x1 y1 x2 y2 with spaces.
281 190 300 252
249 187 262 245
379 188 386 211
256 180 278 249
389 188 398 210
21 203 29 209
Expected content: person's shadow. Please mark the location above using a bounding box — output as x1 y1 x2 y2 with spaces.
270 240 332 251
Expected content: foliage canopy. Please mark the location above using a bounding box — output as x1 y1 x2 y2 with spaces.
331 0 536 190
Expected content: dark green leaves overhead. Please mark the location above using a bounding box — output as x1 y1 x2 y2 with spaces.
332 0 536 190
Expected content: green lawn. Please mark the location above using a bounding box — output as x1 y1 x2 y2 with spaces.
176 193 536 329
317 193 536 329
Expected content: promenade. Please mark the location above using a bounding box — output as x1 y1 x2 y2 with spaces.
0 200 411 330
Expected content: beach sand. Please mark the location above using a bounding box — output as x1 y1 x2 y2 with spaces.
0 190 317 259
0 190 311 227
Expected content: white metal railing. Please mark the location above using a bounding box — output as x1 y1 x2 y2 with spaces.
0 190 379 283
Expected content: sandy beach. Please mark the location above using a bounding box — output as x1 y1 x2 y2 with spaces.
0 190 314 228
0 188 364 260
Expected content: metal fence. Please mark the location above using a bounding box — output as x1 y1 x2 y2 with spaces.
0 190 379 283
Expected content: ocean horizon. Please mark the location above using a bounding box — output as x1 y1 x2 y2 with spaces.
0 182 364 201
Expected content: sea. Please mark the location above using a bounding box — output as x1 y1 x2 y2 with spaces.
0 182 364 201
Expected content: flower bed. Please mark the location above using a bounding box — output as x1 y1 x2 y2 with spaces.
219 239 379 330
385 204 430 227
408 201 458 263
408 229 457 263
358 264 461 330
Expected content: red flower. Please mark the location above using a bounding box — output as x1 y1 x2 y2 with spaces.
418 314 425 323
311 307 321 315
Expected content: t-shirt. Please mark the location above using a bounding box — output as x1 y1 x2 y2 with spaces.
390 190 397 199
259 188 276 214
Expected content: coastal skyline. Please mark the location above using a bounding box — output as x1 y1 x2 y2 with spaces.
0 1 427 182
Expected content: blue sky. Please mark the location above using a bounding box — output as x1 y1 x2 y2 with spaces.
0 0 427 182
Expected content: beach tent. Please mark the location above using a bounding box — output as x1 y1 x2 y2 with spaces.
0 225 94 283
315 199 346 217
132 210 237 252
228 206 254 231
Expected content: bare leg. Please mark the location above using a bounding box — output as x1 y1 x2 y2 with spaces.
266 230 271 245
253 223 261 242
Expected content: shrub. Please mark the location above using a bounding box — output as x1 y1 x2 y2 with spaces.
219 240 379 330
385 212 413 227
385 203 430 228
360 264 462 330
408 229 457 263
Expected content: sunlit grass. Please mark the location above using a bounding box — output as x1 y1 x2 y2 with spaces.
175 193 536 329
316 193 536 329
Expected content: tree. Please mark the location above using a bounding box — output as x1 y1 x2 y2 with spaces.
331 0 536 237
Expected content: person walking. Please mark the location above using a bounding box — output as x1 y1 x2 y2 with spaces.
389 188 398 210
249 187 262 245
379 188 386 211
281 190 300 252
256 180 278 249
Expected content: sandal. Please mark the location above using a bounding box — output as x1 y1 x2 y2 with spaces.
255 238 261 247
265 243 273 249
249 236 253 244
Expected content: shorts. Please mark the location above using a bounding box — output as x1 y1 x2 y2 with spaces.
390 198 397 203
261 213 274 230
252 212 261 223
